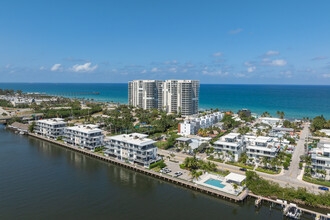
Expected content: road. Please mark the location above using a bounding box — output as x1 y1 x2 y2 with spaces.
284 123 309 179
158 124 325 194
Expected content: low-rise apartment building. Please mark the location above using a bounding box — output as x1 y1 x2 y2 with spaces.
259 117 282 126
34 118 66 139
311 142 330 172
246 136 280 160
213 133 245 162
178 112 224 135
64 124 104 151
104 133 159 167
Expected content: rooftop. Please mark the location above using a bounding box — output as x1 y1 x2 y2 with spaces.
37 118 66 125
66 124 103 133
107 133 156 146
225 173 246 183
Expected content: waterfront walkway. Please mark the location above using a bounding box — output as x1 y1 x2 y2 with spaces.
28 133 248 202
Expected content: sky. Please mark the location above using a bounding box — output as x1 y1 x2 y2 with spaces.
0 0 330 84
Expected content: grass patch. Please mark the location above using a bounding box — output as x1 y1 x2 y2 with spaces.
149 160 166 169
226 161 254 170
247 171 330 208
154 141 168 149
207 156 224 163
303 175 330 187
256 167 281 175
211 170 230 176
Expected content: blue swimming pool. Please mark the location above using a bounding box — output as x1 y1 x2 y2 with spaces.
204 179 226 188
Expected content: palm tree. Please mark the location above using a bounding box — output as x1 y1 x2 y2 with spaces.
190 170 202 181
232 183 238 192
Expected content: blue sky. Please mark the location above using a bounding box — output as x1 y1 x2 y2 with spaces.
1 0 330 84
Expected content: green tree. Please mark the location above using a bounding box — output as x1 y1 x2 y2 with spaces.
28 122 36 133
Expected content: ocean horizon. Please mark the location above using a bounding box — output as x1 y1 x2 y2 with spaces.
1 82 330 119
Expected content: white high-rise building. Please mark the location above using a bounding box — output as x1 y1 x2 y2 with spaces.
128 79 199 116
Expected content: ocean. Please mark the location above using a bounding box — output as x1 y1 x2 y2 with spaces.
0 83 329 119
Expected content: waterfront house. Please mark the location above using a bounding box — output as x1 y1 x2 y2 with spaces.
104 133 159 167
311 142 330 173
259 117 282 126
64 124 104 151
34 118 66 139
246 136 280 161
213 133 245 162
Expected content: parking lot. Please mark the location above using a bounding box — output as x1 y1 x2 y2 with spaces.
162 160 191 181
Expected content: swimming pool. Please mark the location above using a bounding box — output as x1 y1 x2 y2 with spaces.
204 178 226 188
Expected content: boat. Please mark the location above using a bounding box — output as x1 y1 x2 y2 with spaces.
283 203 302 219
255 197 262 207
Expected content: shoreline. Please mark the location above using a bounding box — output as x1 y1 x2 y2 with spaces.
27 132 248 203
26 131 329 217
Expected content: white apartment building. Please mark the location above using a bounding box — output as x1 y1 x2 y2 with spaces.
128 79 199 116
178 112 224 135
311 142 330 172
213 133 245 162
64 124 104 151
259 117 282 126
246 136 280 160
128 80 163 110
34 118 66 139
104 133 159 167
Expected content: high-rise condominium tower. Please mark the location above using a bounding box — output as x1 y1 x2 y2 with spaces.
128 80 199 116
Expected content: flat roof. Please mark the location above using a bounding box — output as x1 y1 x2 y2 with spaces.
224 133 240 139
107 133 156 146
255 136 271 143
66 124 103 133
176 137 191 142
225 173 246 183
37 118 66 125
214 141 240 147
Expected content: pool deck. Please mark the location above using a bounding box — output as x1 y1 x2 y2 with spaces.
195 173 244 196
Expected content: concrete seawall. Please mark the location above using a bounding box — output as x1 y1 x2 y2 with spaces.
28 133 248 202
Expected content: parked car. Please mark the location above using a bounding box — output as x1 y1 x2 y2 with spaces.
174 171 183 177
239 168 247 171
318 186 329 191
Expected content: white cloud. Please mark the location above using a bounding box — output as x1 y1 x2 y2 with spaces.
244 61 253 66
247 66 256 73
141 69 147 74
228 28 243 34
235 73 246 78
261 59 287 66
322 74 330 78
151 67 158 72
71 62 98 72
202 69 229 76
311 56 327 61
280 70 293 78
213 52 223 57
39 66 46 70
265 50 280 56
169 67 177 73
271 59 287 66
51 64 62 71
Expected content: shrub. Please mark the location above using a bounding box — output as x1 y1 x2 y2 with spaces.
149 160 166 169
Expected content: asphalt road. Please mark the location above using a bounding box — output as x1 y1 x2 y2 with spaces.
158 125 325 194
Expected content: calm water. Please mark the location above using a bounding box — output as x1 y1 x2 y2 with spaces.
1 83 330 119
0 125 287 220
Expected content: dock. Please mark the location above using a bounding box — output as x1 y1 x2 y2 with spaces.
249 193 330 219
28 133 248 202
